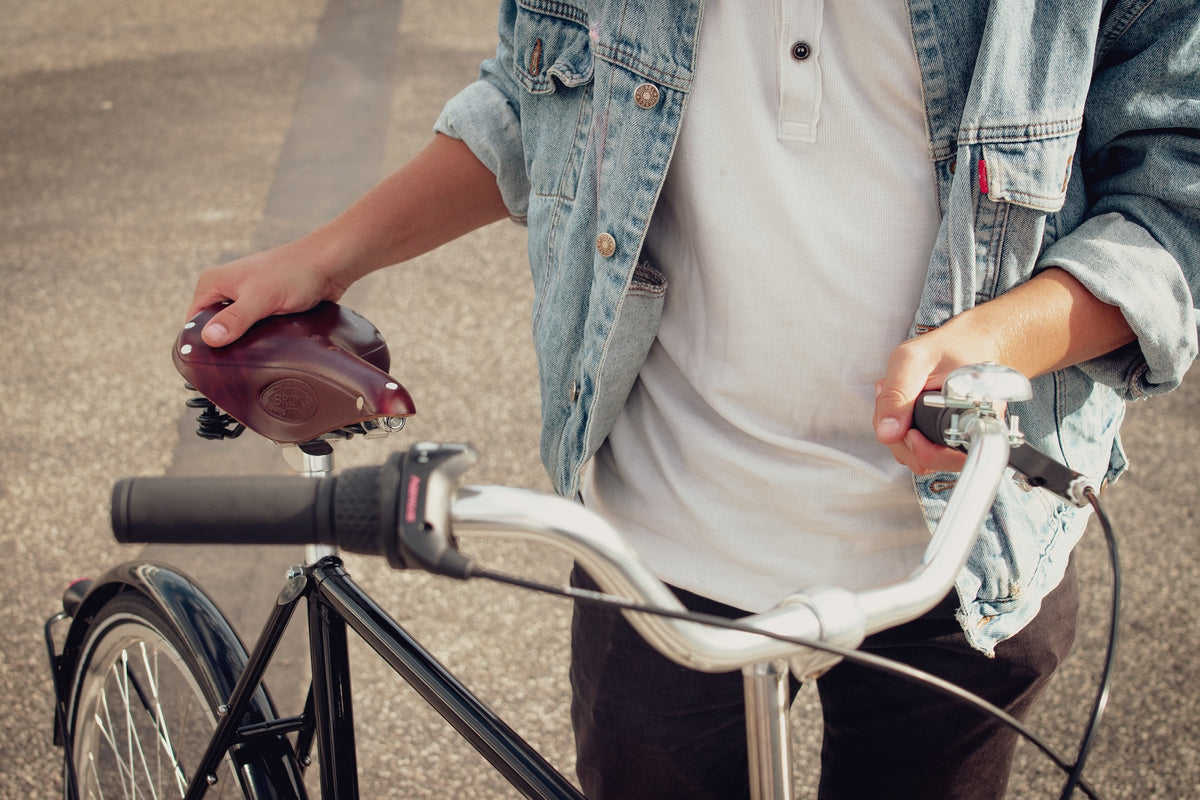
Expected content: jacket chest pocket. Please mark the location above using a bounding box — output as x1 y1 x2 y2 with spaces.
512 1 595 200
971 128 1082 301
979 131 1079 213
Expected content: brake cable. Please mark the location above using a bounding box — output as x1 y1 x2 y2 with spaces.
1056 488 1120 800
468 488 1121 800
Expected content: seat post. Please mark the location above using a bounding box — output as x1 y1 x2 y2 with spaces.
284 444 339 563
743 660 793 800
293 447 333 478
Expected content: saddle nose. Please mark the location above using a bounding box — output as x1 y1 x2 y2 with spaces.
173 302 415 445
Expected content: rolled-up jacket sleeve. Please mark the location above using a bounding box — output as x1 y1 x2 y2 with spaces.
434 5 531 219
1039 0 1200 399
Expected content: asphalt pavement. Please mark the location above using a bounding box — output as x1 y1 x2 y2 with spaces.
1 2 1197 798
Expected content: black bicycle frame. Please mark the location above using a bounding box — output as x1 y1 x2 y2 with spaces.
185 556 584 800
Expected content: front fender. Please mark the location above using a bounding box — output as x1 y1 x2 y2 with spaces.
60 561 278 722
54 560 306 799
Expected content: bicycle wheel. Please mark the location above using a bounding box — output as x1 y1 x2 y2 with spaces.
66 591 248 799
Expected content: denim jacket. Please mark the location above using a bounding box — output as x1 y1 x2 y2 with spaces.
437 0 1200 653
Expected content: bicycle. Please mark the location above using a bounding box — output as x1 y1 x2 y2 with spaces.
44 301 1118 800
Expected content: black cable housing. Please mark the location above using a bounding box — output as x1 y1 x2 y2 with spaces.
471 489 1123 800
1056 489 1121 800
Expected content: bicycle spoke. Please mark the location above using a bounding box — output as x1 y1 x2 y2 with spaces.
91 704 138 799
93 683 135 799
70 600 254 800
137 641 191 796
112 650 160 800
90 641 203 800
83 751 107 800
122 649 162 799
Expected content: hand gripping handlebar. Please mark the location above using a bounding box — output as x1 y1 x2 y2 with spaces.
912 363 1098 508
113 365 1037 678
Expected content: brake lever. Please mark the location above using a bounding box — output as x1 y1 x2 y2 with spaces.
914 364 1096 507
387 442 480 577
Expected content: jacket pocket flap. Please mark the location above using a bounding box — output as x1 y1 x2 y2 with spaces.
979 133 1079 213
514 1 594 94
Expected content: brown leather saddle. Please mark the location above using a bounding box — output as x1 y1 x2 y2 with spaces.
173 302 415 444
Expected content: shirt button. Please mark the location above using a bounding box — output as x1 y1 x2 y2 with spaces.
791 41 812 61
634 83 661 109
596 232 617 258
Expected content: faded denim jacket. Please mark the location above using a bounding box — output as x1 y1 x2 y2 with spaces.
437 0 1200 654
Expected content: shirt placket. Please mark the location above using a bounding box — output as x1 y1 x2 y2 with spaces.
776 0 824 142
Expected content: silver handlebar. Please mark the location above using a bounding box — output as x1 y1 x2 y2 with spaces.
448 366 1024 677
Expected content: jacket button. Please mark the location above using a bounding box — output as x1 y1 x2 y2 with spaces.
568 380 580 402
790 41 811 61
634 83 660 109
596 232 617 257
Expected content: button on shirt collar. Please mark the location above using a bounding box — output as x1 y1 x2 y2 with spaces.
775 0 824 141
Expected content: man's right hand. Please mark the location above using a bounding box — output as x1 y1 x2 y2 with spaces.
183 133 511 347
186 241 351 347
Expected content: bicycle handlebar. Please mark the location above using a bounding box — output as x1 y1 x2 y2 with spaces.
913 389 1097 507
112 475 336 547
113 370 1036 676
112 444 474 577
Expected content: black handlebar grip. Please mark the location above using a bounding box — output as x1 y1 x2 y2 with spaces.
112 475 336 546
329 459 396 557
912 391 960 449
110 458 408 554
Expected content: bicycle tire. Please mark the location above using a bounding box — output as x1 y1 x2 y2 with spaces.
65 591 252 799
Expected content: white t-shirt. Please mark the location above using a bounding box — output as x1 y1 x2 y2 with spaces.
581 0 942 612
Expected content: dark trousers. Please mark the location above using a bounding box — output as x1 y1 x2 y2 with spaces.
569 561 1078 800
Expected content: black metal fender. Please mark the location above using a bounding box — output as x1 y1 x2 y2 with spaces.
60 561 274 714
56 561 306 800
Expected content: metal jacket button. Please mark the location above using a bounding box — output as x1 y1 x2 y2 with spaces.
634 83 660 109
596 232 617 257
791 41 811 60
568 380 580 402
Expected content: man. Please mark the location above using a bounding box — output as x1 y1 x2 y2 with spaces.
189 2 1199 796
